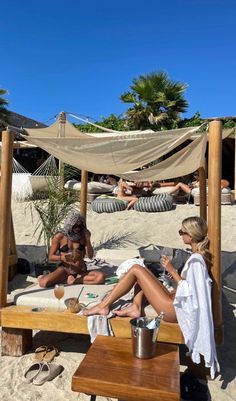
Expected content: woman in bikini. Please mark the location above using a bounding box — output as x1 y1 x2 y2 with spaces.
38 212 105 287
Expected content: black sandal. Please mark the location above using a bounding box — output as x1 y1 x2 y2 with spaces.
180 372 208 401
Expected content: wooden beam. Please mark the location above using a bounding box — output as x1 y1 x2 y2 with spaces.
58 112 66 192
0 130 14 307
80 170 88 220
208 120 223 344
199 166 207 221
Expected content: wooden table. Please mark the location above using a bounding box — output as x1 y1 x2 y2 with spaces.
71 336 180 401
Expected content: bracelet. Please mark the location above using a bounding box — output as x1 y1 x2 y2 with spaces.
178 279 183 285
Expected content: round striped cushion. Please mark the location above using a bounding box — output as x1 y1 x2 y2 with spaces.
134 194 174 212
91 197 128 213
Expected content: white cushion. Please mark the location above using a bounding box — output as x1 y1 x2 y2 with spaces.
64 179 81 191
87 182 113 193
192 186 231 196
152 186 177 195
64 180 113 194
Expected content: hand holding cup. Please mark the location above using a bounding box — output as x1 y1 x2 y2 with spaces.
65 250 80 263
160 255 174 276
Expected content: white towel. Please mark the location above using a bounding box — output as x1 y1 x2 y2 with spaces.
116 258 145 279
87 315 114 343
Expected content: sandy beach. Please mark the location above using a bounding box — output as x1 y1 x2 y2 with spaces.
1 200 236 401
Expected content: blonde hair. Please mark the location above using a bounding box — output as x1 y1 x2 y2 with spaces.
182 216 211 263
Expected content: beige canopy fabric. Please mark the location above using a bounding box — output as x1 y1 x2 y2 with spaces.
120 134 207 181
25 119 87 138
25 126 203 176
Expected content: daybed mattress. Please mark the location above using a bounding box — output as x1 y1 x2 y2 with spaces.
14 283 113 310
13 282 156 318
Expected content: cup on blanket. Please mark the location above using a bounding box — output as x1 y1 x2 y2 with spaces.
64 297 82 313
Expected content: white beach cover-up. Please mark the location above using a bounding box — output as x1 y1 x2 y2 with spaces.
173 253 220 379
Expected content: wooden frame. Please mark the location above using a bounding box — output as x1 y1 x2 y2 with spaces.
0 121 223 356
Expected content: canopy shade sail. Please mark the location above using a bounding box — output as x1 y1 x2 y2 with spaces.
25 125 204 177
120 134 207 181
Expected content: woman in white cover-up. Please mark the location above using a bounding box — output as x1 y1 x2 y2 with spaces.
83 216 219 378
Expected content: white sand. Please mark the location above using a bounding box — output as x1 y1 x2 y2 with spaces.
1 200 236 400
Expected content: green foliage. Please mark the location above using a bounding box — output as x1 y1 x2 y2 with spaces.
223 119 236 129
29 164 77 256
0 88 10 127
179 112 204 127
180 112 236 133
120 71 188 130
73 114 127 132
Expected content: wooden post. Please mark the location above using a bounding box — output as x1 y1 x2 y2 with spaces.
80 170 88 220
199 165 207 221
1 328 32 356
58 111 66 191
0 130 14 307
208 120 223 344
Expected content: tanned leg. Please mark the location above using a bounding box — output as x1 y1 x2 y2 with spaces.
83 265 177 322
38 267 68 288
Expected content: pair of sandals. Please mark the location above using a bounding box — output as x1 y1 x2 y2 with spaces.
24 361 63 385
34 345 59 363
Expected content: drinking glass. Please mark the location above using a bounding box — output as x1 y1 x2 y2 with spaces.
160 247 173 278
54 284 65 311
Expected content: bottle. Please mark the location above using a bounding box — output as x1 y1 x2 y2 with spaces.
146 312 164 329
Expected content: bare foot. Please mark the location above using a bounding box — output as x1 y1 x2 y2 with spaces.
67 275 76 285
83 303 110 316
114 303 141 318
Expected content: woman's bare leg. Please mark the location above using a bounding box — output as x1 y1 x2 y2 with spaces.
38 267 68 288
71 270 105 285
83 265 177 322
169 182 191 195
114 287 145 317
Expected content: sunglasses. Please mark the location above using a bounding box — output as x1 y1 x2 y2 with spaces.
178 229 189 236
73 224 83 230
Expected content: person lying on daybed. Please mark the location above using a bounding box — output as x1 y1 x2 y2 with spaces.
168 171 230 198
116 178 138 210
168 171 200 196
38 212 105 288
83 216 219 379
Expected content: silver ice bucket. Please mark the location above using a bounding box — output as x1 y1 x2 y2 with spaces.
130 317 160 359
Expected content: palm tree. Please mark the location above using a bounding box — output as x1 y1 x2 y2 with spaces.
0 88 10 128
120 71 188 130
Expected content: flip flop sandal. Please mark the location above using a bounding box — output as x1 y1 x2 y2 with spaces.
34 345 48 362
32 362 63 386
43 345 59 363
23 362 43 383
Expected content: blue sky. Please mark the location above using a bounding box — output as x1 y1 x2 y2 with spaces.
1 0 235 125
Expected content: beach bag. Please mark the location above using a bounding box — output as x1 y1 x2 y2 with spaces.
17 258 31 275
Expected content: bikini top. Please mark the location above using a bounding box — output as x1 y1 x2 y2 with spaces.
59 241 85 253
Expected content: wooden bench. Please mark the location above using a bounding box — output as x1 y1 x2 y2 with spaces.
0 305 183 356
